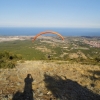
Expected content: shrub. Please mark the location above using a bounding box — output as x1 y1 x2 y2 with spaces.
0 51 22 68
95 57 100 62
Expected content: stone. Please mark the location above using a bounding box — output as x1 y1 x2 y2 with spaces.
8 94 13 99
47 91 52 95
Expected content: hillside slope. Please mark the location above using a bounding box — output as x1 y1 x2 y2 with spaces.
0 61 100 100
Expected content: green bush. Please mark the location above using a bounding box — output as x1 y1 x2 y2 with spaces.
95 57 100 62
0 51 22 68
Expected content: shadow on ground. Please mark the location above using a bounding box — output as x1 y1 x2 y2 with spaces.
44 74 100 100
12 74 34 100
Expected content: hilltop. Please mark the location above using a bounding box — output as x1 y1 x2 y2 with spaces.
0 61 100 100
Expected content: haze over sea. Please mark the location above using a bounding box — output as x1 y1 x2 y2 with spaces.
0 27 100 36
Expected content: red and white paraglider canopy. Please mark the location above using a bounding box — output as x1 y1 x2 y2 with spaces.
32 31 64 42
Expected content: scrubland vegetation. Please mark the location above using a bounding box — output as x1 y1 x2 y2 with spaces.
0 36 100 68
0 51 22 68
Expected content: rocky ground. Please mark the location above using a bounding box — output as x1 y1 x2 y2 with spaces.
0 61 100 100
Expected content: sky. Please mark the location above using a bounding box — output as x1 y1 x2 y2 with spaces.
0 0 100 28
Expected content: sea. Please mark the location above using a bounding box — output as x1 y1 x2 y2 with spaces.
0 27 100 36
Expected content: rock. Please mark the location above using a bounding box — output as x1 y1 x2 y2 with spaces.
94 74 100 79
8 94 13 99
16 82 21 86
47 91 52 95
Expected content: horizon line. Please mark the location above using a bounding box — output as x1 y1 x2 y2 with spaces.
0 26 100 29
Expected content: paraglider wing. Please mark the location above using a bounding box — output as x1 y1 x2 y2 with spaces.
32 31 64 42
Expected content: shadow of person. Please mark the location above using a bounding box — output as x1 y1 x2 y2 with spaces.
23 74 34 100
13 74 34 100
44 74 100 100
12 91 23 100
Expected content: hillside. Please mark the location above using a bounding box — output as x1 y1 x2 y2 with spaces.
0 36 100 64
0 36 100 100
0 61 100 100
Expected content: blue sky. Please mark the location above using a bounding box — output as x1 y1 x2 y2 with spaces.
0 0 100 28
